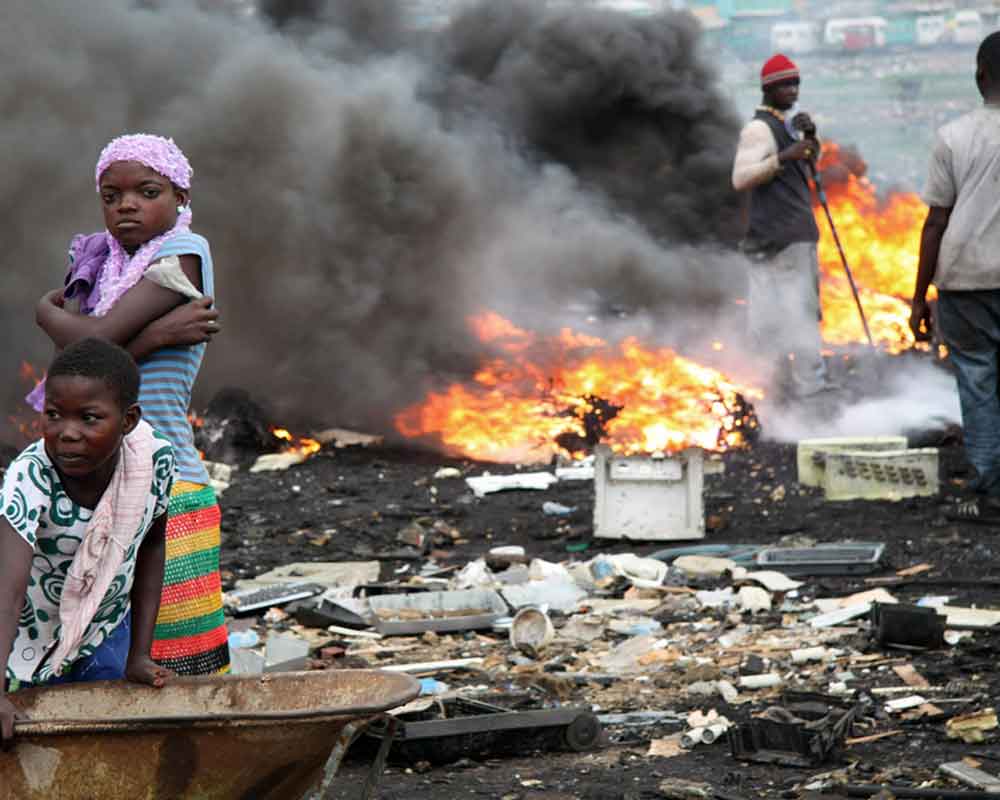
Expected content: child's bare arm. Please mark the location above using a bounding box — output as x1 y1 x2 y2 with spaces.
126 297 220 361
125 513 173 688
0 520 33 745
36 255 205 350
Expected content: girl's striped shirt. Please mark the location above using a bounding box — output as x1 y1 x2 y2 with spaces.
141 232 214 484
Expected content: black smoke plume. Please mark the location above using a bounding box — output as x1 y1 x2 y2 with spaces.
1 0 744 437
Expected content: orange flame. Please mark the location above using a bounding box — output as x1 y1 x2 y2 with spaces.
815 143 928 352
19 361 42 386
396 315 762 462
8 361 43 444
272 427 322 458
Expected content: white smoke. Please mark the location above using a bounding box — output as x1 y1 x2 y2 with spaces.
761 357 960 442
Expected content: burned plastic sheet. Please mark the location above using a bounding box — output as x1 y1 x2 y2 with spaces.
728 692 858 767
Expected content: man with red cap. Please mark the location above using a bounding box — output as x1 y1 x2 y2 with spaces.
732 53 826 400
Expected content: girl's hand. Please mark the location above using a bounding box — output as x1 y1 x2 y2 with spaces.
36 288 67 326
36 289 69 332
149 297 220 348
41 289 66 309
125 655 175 689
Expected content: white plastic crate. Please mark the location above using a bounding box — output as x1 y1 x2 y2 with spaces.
593 446 705 541
797 436 908 487
823 448 939 501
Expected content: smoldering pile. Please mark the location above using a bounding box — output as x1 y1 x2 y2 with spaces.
0 0 748 440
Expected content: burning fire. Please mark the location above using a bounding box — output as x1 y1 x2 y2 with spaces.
272 427 322 458
7 361 43 443
188 413 321 462
815 143 927 352
398 145 929 462
396 313 761 462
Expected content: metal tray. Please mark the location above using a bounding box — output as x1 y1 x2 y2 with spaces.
368 588 509 635
755 543 885 576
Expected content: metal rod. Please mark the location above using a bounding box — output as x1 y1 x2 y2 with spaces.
316 718 367 800
810 165 875 347
361 716 398 800
315 714 398 800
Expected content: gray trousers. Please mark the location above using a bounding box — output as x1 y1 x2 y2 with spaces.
747 241 827 397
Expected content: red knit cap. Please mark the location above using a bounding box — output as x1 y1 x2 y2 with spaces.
761 53 799 88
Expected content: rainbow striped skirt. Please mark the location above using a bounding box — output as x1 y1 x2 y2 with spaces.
151 481 230 675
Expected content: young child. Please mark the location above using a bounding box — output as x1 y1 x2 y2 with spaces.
0 338 175 745
30 134 229 676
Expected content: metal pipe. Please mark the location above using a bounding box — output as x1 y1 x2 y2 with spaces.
700 723 730 744
681 727 707 748
738 673 782 690
810 165 875 347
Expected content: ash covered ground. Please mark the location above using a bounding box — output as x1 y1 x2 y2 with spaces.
204 354 1000 800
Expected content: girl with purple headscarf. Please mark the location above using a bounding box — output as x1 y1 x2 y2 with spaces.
31 134 230 677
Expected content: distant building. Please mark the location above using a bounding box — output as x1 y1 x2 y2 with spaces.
711 0 797 55
592 0 670 12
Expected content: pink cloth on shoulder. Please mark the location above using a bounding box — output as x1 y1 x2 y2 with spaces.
50 419 157 675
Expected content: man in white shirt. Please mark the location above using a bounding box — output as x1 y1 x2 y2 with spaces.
910 32 1000 522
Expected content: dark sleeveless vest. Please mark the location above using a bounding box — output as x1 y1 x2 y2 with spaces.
746 109 819 248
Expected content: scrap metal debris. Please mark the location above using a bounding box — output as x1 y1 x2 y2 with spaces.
181 418 1000 798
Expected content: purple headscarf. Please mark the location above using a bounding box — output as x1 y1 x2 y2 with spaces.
95 133 193 192
27 134 194 411
77 133 194 317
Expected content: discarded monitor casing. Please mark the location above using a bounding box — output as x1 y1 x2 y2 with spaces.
797 437 938 502
872 602 946 650
593 446 705 541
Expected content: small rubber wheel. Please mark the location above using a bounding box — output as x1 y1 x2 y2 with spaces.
563 713 601 752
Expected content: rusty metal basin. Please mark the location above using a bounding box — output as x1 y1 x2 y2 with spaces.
1 669 419 800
